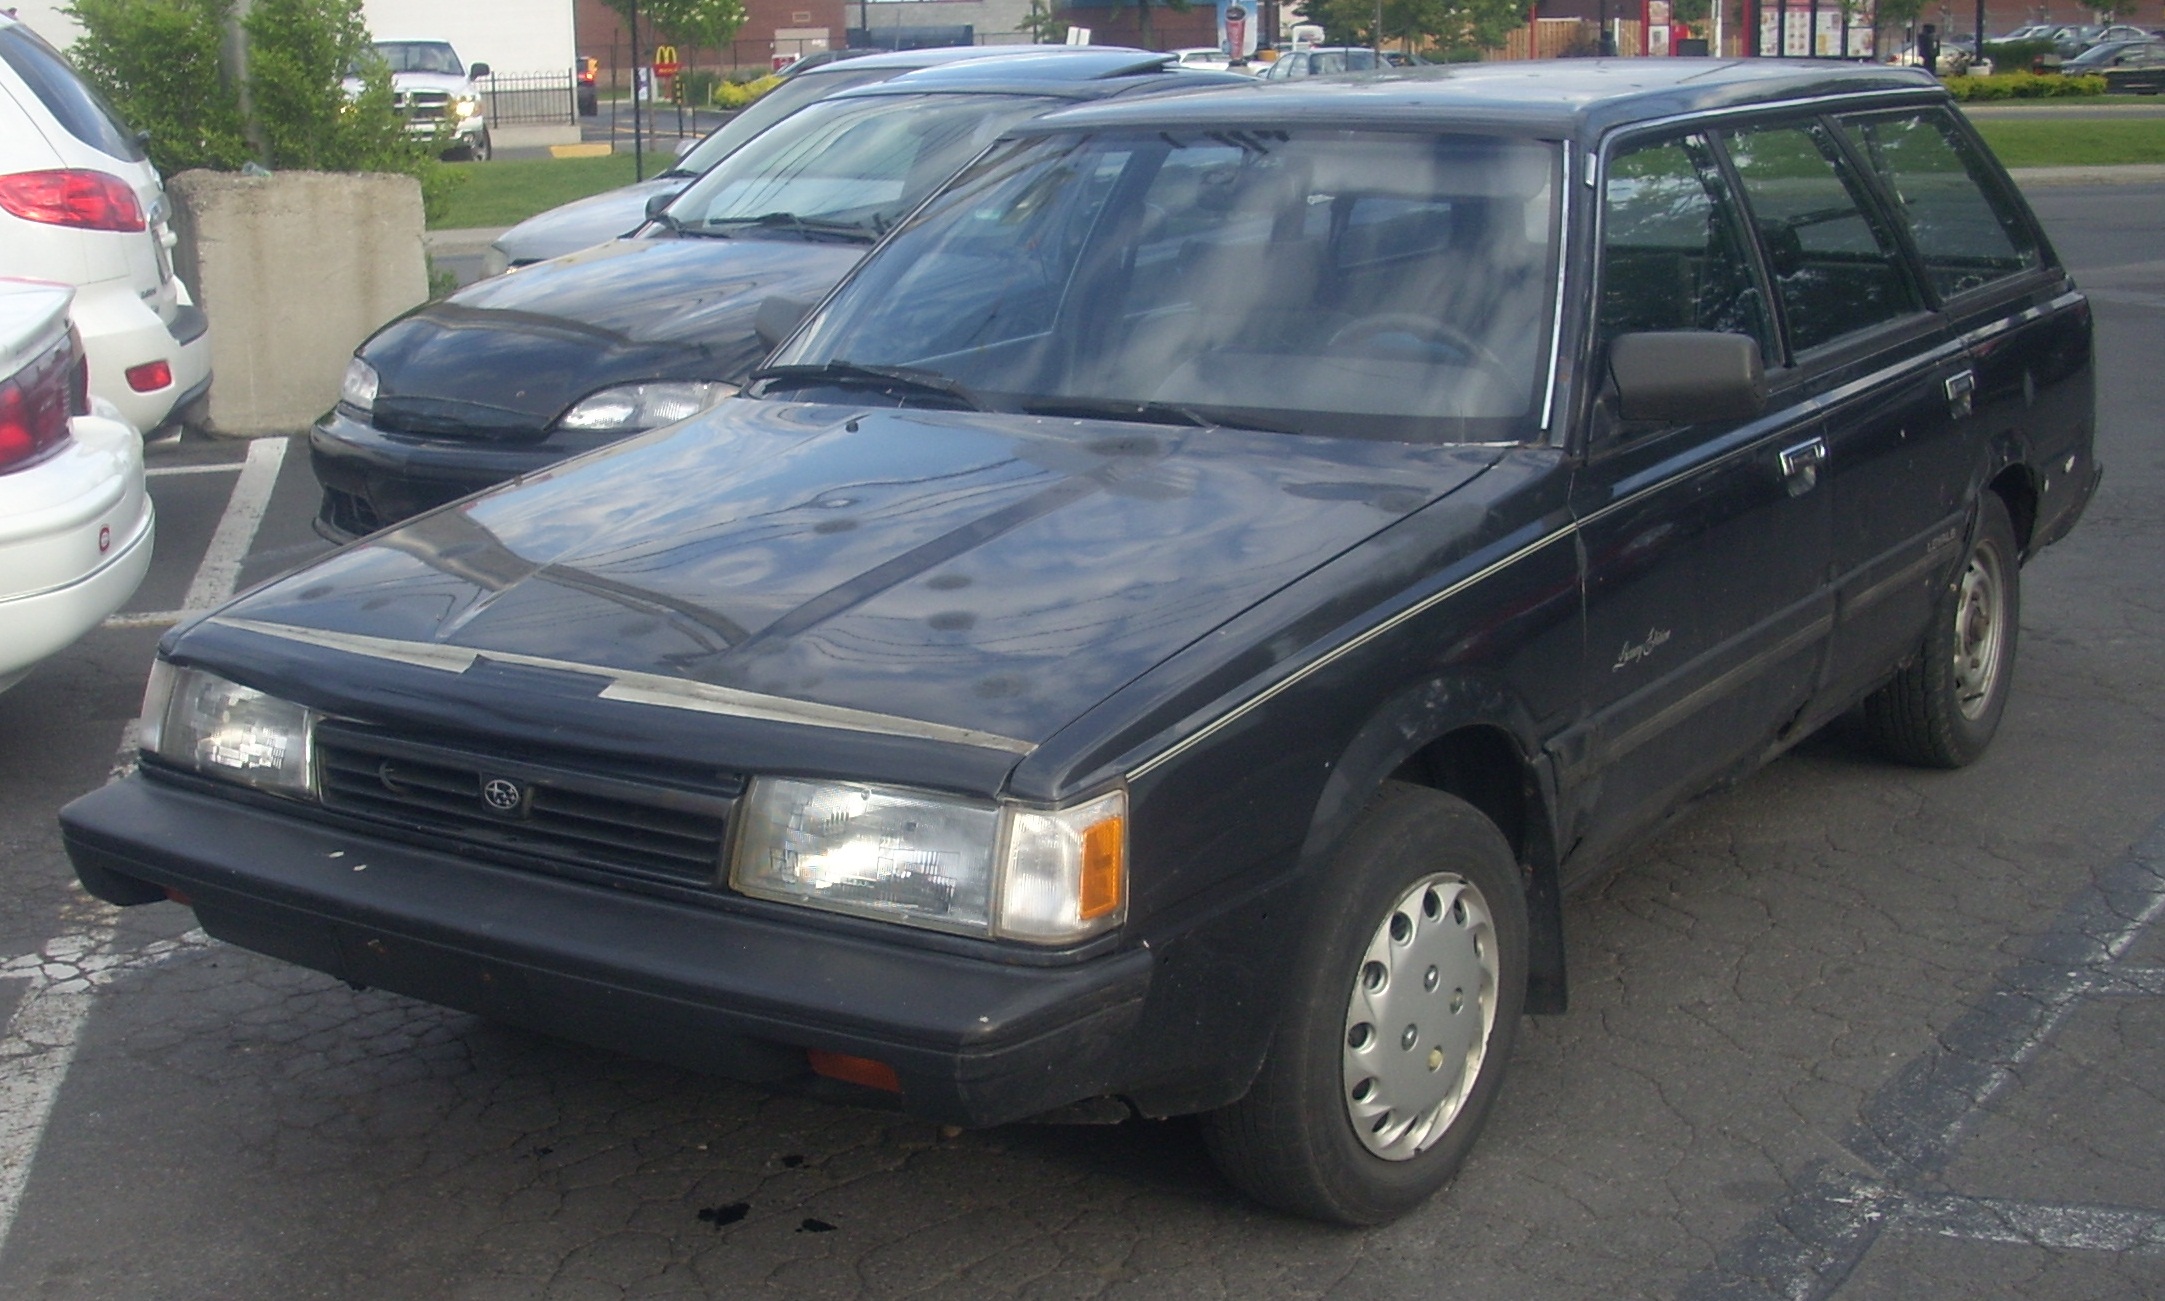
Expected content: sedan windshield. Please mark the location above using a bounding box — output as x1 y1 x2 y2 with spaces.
662 92 1058 241
373 42 463 75
667 66 898 177
769 129 1561 443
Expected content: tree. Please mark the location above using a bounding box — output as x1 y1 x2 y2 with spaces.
596 0 748 55
1020 0 1064 42
1298 0 1525 54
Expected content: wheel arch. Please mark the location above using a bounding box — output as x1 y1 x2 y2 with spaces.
1296 677 1569 1015
1986 460 2039 556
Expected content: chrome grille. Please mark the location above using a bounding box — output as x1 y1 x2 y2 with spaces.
314 723 739 887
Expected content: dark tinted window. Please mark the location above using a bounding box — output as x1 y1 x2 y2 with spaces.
373 42 464 75
1722 121 1921 354
1599 134 1774 361
0 25 146 162
1839 110 2039 301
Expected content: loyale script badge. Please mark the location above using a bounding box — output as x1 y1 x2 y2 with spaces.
1612 627 1673 672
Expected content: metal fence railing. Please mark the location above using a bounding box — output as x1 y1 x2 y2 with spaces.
482 72 577 126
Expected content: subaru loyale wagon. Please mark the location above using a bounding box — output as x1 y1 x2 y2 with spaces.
63 61 2096 1224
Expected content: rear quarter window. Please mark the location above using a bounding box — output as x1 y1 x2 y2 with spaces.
1838 109 2041 301
0 25 146 163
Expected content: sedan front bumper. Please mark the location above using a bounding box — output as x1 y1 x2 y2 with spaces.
309 408 583 540
61 776 1155 1127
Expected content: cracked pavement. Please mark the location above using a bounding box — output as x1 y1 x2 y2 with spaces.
0 184 2160 1299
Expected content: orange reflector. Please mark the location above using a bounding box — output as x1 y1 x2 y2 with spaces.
163 885 193 906
806 1049 901 1093
1078 815 1124 920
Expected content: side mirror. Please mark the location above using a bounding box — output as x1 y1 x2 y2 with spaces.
470 62 492 79
754 295 814 350
645 191 675 222
1609 331 1766 424
672 136 699 161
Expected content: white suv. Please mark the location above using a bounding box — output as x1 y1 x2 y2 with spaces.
0 14 212 436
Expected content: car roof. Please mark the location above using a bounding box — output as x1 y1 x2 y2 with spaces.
828 49 1243 100
801 44 1151 73
1022 58 1944 139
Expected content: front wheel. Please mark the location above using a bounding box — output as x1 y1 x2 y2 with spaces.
1859 492 2020 768
1200 783 1528 1224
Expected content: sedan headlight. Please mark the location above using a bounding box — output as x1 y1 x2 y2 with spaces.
138 661 317 798
340 356 378 413
730 779 1126 945
556 382 736 434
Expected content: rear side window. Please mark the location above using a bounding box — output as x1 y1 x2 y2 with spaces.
1599 133 1775 362
0 25 145 163
1721 120 1921 354
1837 109 2040 301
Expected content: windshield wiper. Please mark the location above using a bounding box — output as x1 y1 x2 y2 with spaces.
749 361 989 412
700 212 877 244
1014 396 1286 431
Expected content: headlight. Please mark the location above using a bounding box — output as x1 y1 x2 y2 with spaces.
453 96 480 119
138 661 317 798
730 779 1126 945
556 381 737 434
340 356 378 413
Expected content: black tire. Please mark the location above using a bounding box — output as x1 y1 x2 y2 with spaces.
471 128 492 162
1859 492 2020 768
1200 782 1528 1225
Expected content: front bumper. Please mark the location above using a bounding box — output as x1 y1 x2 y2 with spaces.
61 776 1156 1127
309 408 584 540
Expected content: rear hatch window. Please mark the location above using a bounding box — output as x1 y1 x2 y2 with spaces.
0 25 147 163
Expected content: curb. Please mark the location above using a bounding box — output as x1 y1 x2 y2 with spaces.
423 227 510 256
2007 163 2165 186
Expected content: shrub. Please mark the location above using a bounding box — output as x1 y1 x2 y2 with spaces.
66 0 462 220
714 73 779 109
1944 72 2107 100
65 0 249 173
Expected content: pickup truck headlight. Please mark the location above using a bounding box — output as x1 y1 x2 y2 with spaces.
453 96 480 119
556 381 736 434
138 661 317 798
730 780 1126 945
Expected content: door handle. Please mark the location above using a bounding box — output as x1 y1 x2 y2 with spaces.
1945 368 1976 419
1779 437 1827 496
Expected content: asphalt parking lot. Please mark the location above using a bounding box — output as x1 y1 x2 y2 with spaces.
0 183 2160 1300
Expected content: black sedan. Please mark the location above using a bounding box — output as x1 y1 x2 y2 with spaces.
2066 37 2165 91
312 49 1247 540
68 61 2095 1225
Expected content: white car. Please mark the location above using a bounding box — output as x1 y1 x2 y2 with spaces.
1171 47 1233 72
0 278 154 694
360 40 493 161
0 14 212 436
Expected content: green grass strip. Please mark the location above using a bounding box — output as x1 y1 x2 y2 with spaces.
1971 117 2165 168
432 155 643 230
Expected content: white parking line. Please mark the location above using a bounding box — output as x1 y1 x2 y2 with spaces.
144 462 244 478
0 440 286 1257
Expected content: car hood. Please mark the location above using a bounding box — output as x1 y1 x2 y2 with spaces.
212 401 1502 761
360 238 865 437
494 181 686 265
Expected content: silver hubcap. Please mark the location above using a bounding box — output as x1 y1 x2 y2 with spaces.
1342 872 1498 1160
1952 540 2006 721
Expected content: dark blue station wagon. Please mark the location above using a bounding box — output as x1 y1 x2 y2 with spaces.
64 60 2096 1223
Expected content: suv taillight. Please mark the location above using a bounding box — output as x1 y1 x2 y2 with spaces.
0 169 147 232
0 331 80 474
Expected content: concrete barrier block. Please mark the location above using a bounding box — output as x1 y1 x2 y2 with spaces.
168 170 428 438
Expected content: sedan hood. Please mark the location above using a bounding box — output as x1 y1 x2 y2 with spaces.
215 402 1501 756
360 239 864 438
494 181 685 265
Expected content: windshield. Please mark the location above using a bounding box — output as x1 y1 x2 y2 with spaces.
769 129 1561 443
374 42 464 75
663 91 1057 240
671 67 899 176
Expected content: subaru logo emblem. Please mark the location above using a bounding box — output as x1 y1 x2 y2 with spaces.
480 777 525 815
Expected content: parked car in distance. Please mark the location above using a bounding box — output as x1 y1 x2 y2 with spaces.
2064 37 2165 91
1259 46 1423 78
360 39 493 161
486 46 1146 274
575 56 598 116
65 60 2095 1226
317 49 1248 540
1170 46 1232 71
0 279 152 693
0 14 211 437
